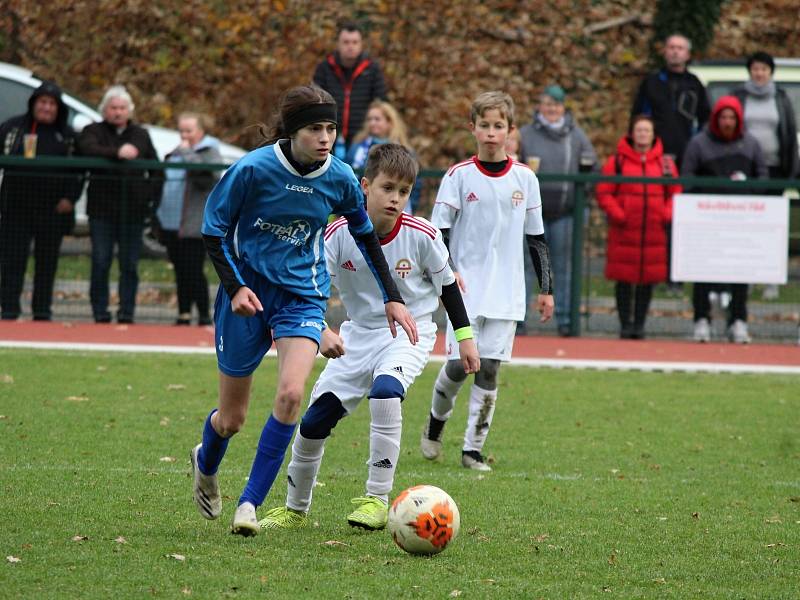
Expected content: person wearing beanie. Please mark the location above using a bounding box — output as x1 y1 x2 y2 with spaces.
681 96 768 344
0 81 82 321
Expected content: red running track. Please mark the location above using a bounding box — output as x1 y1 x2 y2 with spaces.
1 320 798 370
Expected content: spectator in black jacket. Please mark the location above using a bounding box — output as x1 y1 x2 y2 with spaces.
631 34 711 167
0 81 82 321
313 21 387 151
78 85 162 324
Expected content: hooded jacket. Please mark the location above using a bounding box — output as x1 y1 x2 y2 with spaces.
681 96 768 194
0 81 82 227
518 111 597 221
596 136 681 284
313 51 387 144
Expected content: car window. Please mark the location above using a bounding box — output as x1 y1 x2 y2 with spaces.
0 76 34 124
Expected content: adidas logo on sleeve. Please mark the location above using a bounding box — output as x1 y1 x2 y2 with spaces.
341 260 356 271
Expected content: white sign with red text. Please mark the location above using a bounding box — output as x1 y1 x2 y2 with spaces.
671 194 788 284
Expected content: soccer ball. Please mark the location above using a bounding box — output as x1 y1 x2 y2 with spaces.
388 485 460 555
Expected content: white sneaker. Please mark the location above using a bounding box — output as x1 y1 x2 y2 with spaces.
693 318 711 343
420 435 442 460
231 502 259 537
727 320 751 344
461 450 492 472
190 444 221 520
420 416 443 460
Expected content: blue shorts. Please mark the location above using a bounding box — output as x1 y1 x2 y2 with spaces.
213 264 327 377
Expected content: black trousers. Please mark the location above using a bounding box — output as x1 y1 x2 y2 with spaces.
615 282 653 328
162 230 209 318
0 211 64 320
692 282 747 325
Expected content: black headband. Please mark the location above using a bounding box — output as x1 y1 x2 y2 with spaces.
284 103 338 135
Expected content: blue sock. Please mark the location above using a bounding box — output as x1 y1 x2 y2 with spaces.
239 415 296 507
197 409 229 476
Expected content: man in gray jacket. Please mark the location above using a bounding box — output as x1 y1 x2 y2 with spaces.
519 85 596 336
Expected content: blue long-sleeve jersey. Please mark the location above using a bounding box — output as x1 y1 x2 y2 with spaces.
202 142 373 302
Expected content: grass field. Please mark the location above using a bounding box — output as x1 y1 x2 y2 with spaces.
1 349 798 599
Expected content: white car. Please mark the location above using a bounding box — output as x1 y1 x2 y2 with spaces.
688 58 800 148
0 61 247 238
0 61 247 161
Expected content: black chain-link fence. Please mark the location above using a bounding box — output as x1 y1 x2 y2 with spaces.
1 156 798 343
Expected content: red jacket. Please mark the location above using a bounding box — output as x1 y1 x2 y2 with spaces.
596 136 681 284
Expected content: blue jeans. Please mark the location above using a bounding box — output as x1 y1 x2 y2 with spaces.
90 217 143 321
525 215 572 329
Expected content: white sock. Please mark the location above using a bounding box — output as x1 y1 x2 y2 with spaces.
365 397 402 502
463 384 497 453
285 433 326 513
431 366 464 421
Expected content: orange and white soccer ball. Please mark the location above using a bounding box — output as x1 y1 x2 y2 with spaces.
388 485 460 555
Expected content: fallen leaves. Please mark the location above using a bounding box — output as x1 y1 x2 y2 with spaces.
6 556 20 563
166 384 186 391
65 395 90 402
114 536 127 544
449 591 462 598
1 374 13 384
159 456 177 463
71 535 89 542
167 553 186 561
321 540 349 547
765 515 783 524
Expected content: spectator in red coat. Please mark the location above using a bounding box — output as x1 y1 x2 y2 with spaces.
597 115 681 339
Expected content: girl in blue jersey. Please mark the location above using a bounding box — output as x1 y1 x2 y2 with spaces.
189 84 418 536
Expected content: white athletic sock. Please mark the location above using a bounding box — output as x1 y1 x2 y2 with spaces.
365 397 402 502
463 384 497 453
431 366 464 421
285 433 326 513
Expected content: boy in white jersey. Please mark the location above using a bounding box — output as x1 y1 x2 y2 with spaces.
421 91 555 471
259 144 480 531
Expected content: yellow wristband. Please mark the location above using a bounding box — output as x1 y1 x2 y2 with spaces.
454 326 473 342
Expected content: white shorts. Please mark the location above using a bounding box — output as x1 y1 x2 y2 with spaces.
445 317 516 362
310 319 437 414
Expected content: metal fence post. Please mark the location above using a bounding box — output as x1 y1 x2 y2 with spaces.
569 180 586 337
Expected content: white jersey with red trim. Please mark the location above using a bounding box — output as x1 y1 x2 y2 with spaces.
324 213 455 329
431 156 543 320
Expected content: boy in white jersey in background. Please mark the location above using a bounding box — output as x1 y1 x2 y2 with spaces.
421 91 554 471
259 144 480 531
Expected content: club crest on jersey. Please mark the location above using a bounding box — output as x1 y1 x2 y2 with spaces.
511 190 524 207
395 258 412 279
466 191 479 203
253 217 312 247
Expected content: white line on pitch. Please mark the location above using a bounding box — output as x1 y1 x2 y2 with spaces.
1 340 798 375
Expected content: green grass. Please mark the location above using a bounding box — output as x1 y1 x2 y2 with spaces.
44 256 220 285
1 350 798 599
